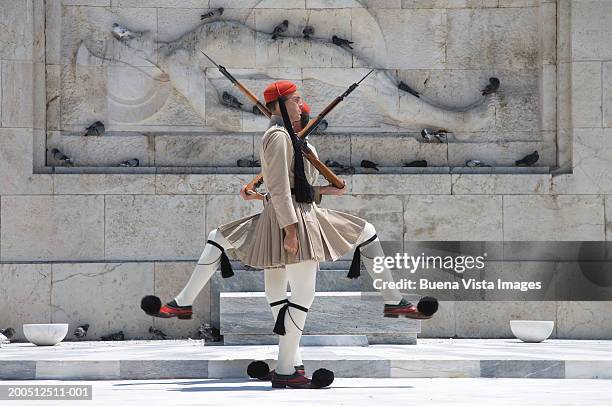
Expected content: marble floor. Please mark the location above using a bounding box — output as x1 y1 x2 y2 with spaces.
3 378 612 406
2 339 612 379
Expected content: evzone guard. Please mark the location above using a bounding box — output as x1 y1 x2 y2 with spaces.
141 67 438 389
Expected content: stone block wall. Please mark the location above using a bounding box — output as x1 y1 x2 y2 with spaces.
0 0 611 341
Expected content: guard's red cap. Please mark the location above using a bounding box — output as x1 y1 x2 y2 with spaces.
263 80 297 103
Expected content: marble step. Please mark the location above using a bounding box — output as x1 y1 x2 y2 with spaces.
220 292 420 345
223 334 369 346
1 339 609 380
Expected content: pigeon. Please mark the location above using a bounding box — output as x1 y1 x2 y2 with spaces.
481 77 500 96
73 324 89 339
325 160 355 174
515 150 539 167
149 326 167 340
302 26 314 40
398 81 420 98
200 7 224 20
120 158 139 167
421 128 448 143
325 160 344 168
100 331 124 341
51 148 74 167
111 23 135 41
222 91 243 109
403 160 428 167
237 158 260 167
83 121 105 137
313 119 329 134
465 159 491 168
0 333 8 346
332 35 354 50
360 159 379 171
198 323 221 342
0 328 15 340
252 105 264 115
271 20 289 40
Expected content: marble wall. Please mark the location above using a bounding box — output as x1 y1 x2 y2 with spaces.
0 0 611 341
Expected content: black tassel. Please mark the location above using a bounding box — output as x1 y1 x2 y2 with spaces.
347 234 378 279
207 239 234 278
278 96 314 203
348 248 362 279
273 303 289 335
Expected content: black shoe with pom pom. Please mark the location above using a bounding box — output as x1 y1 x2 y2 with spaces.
384 297 439 319
247 361 305 381
271 368 334 389
141 295 193 319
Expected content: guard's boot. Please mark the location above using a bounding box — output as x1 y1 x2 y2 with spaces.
271 368 334 389
156 300 192 319
384 298 431 319
253 364 306 381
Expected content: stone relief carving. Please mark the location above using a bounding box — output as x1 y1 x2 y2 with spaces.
75 15 498 133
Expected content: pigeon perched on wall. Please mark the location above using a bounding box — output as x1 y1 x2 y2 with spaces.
149 326 167 340
398 81 420 98
51 148 74 167
101 331 124 341
325 160 343 168
83 121 105 137
403 160 428 167
73 324 89 339
237 158 260 167
465 159 491 168
271 20 289 40
222 91 243 109
252 105 264 115
515 150 539 167
303 26 314 40
120 158 139 167
332 35 354 50
481 77 500 96
200 7 224 20
0 328 15 340
111 23 135 41
421 128 448 143
313 119 329 134
361 159 379 171
198 323 221 342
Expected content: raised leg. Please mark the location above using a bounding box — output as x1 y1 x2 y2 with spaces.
354 222 403 305
174 228 233 307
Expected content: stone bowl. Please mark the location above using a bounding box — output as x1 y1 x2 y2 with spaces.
23 324 69 346
510 320 554 343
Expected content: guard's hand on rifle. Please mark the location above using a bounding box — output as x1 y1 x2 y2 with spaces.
321 183 347 196
240 184 265 201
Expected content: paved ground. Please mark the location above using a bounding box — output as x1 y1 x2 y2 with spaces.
3 378 612 406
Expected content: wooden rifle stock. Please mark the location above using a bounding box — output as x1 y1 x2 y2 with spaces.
200 49 373 193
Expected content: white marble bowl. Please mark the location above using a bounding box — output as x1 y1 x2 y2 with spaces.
510 320 554 343
23 324 69 346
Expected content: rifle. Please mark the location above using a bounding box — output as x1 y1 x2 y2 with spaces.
200 49 373 192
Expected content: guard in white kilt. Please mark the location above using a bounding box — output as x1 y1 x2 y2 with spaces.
141 80 437 389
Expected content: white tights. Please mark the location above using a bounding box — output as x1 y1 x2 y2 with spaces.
264 260 317 375
174 228 232 307
174 222 404 374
